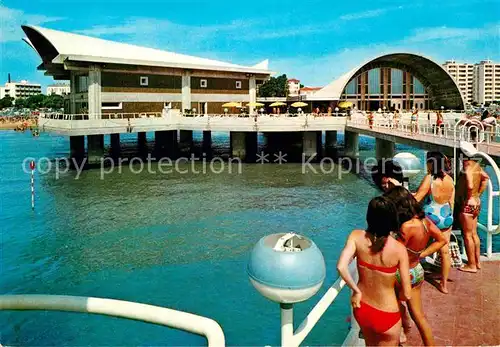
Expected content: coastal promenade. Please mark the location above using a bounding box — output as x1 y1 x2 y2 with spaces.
406 260 500 346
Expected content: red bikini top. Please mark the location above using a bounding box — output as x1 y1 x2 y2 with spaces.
358 259 398 274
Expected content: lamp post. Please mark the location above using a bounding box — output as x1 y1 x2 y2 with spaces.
383 106 386 114
335 107 339 117
224 108 228 115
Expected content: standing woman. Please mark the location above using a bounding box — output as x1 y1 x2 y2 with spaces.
414 151 455 294
337 197 411 346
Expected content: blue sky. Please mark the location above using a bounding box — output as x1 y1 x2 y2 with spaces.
1 0 499 90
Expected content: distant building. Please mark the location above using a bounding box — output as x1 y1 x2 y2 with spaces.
288 78 301 96
300 86 322 97
443 59 500 105
47 83 70 96
0 80 42 99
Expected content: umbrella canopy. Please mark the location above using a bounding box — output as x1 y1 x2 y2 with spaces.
247 102 265 107
291 102 308 107
269 102 287 107
222 102 241 107
338 101 353 108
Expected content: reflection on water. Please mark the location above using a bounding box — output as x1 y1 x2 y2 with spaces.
0 130 498 346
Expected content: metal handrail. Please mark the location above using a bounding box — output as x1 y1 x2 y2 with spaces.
0 294 225 346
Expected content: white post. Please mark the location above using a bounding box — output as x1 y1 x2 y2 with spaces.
88 65 102 119
249 76 256 115
280 303 294 347
182 71 191 113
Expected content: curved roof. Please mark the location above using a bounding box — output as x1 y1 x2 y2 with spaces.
21 25 271 76
308 53 465 109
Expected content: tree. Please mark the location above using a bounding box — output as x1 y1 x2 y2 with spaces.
0 96 13 109
258 74 289 97
14 98 27 109
42 94 64 109
25 94 46 109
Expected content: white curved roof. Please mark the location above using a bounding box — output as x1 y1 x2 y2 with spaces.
22 25 271 75
306 67 358 101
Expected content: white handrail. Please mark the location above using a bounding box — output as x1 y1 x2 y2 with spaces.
0 294 225 346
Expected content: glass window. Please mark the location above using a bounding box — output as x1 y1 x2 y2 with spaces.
236 81 242 89
200 79 207 88
391 69 403 94
140 76 149 86
77 76 88 93
368 68 380 95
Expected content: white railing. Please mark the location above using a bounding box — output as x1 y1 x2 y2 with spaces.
281 260 358 347
0 294 225 346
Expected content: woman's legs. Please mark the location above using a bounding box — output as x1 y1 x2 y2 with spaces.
439 229 451 293
407 286 435 346
363 320 402 346
473 215 481 269
459 212 478 272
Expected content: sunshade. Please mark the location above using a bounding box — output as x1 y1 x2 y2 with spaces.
222 102 241 107
247 102 265 107
291 102 308 107
338 101 353 108
269 102 287 107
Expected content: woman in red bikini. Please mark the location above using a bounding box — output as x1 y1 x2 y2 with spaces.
337 196 412 346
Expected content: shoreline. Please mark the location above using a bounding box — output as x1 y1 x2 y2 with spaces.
0 121 37 130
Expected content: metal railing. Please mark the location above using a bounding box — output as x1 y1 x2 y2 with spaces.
0 294 225 346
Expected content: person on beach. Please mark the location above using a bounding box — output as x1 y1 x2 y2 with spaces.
455 153 489 273
414 151 454 294
337 196 411 346
385 187 447 345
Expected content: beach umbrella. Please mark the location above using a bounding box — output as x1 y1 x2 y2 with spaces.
247 102 265 107
269 102 287 107
338 101 353 108
222 102 241 107
291 102 308 107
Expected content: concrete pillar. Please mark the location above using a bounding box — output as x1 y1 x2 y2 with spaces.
69 135 85 166
88 65 102 119
249 76 256 115
245 132 258 162
303 131 321 160
87 134 104 165
69 72 77 114
325 130 337 157
344 130 359 158
182 71 191 113
375 138 395 161
203 131 212 158
230 132 247 160
179 130 193 154
137 132 147 156
110 133 120 158
155 130 177 158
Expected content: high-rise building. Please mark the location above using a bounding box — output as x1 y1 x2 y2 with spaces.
474 60 500 105
47 83 70 96
442 60 474 105
0 80 42 99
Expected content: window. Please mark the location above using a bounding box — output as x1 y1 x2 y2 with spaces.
200 79 207 88
102 102 122 110
236 80 242 89
140 76 149 86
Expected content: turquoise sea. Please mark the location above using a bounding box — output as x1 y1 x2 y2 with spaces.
1 130 498 346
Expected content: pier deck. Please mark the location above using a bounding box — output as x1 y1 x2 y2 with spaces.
406 261 500 346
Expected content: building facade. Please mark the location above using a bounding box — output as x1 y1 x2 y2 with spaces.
474 60 500 105
47 83 70 96
442 60 474 105
339 68 430 111
0 81 42 99
288 78 301 96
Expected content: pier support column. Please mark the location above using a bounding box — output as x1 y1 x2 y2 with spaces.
230 132 247 160
303 131 321 161
344 130 359 158
375 138 395 161
110 133 120 159
245 132 258 162
249 76 257 115
203 131 212 158
325 130 337 158
138 132 147 156
87 134 104 165
69 135 85 167
88 65 102 120
182 71 191 113
155 130 177 158
179 130 193 155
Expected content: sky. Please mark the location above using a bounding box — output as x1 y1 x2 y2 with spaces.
1 0 499 91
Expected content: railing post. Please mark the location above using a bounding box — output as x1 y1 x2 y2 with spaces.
281 303 294 347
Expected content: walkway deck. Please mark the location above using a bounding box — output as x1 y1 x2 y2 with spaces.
406 261 500 346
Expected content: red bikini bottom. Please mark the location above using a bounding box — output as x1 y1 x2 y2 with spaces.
353 301 401 334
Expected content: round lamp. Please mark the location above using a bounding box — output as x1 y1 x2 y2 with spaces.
335 107 339 112
248 233 325 304
393 152 421 178
224 108 228 113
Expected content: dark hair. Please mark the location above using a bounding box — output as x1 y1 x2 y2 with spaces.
426 151 449 179
384 186 425 229
366 196 399 253
371 159 404 191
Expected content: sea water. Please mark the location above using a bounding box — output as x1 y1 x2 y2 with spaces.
0 131 498 346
